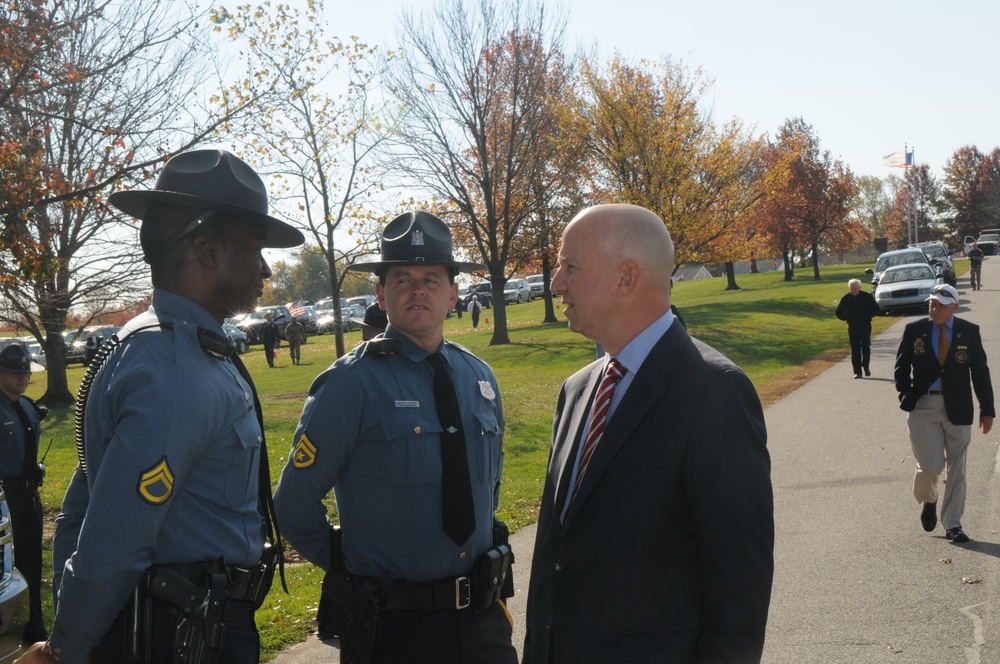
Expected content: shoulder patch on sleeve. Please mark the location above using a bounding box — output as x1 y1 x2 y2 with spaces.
137 457 174 505
293 433 318 469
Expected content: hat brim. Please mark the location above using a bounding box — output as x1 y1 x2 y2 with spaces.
109 190 304 248
349 259 487 274
2 361 45 373
927 294 959 305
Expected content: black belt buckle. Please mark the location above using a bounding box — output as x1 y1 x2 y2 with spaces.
454 576 471 610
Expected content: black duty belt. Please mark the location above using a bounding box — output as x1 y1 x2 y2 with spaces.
0 477 38 490
927 389 944 395
162 560 267 603
380 576 473 611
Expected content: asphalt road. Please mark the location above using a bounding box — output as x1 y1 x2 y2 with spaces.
272 259 1000 664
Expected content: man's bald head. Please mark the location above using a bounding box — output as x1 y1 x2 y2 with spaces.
553 204 675 353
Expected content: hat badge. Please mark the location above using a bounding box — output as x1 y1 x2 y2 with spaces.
411 229 425 246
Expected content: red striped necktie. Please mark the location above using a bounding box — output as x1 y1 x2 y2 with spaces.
570 358 625 504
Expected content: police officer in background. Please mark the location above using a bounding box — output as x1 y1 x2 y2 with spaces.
274 211 516 663
18 149 304 664
0 344 48 644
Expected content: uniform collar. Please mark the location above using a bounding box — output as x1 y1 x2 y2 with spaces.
383 325 450 366
149 289 226 335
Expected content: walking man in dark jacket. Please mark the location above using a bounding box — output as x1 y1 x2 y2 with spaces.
260 312 279 367
894 284 994 543
836 278 881 378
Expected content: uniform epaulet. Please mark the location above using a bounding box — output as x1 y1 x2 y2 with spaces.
442 339 473 355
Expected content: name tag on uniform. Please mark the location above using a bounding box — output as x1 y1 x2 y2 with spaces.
395 400 420 408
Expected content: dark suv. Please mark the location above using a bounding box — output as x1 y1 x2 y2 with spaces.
910 241 957 286
235 305 293 344
463 283 494 310
0 487 29 661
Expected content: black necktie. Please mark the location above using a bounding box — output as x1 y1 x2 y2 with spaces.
427 353 475 545
11 400 37 478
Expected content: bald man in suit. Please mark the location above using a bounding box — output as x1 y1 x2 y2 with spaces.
522 204 774 664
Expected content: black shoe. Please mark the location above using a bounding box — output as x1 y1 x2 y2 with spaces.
854 373 862 379
921 502 937 532
864 368 871 377
945 526 970 543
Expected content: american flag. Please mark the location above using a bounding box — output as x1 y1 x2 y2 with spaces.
289 300 306 317
882 150 913 169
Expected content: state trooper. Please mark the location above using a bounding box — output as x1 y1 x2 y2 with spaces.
0 344 48 644
19 149 304 664
274 211 517 663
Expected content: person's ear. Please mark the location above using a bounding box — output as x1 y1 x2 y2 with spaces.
618 259 640 295
191 234 219 268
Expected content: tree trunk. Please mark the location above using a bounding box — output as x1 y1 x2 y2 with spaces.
329 268 347 358
488 276 510 345
750 257 759 274
40 331 75 407
812 241 821 280
783 249 794 282
724 262 740 290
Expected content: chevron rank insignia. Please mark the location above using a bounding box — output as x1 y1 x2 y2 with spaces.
137 457 174 505
293 433 318 469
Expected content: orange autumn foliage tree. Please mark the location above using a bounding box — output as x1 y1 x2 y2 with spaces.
753 118 861 281
582 55 768 283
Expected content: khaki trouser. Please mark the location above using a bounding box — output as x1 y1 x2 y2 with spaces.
907 393 971 530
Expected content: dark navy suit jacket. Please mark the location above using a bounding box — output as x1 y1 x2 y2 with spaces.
894 316 995 424
523 322 774 664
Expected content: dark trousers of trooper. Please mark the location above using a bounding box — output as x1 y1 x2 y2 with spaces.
91 597 260 663
263 341 276 367
848 325 872 374
343 601 516 664
6 485 46 642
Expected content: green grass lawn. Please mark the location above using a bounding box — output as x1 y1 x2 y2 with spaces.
24 261 950 657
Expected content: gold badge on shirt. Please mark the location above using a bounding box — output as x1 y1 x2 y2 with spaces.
137 457 174 505
293 433 318 469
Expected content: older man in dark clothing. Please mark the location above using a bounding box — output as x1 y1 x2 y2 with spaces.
836 278 881 378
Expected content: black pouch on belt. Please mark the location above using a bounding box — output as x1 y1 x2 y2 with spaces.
471 544 513 613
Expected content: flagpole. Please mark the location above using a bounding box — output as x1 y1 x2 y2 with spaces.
906 143 916 244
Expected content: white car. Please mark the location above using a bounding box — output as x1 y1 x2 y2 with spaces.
504 278 533 304
874 264 941 312
526 274 546 297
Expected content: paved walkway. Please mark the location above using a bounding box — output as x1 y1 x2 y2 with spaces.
272 260 1000 663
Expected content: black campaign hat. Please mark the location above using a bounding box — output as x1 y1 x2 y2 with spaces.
349 211 485 274
0 344 44 373
108 150 304 249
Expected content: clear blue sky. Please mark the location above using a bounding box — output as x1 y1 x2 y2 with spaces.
326 0 1000 180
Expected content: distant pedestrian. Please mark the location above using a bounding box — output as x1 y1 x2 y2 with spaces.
455 297 463 319
260 312 279 367
968 242 984 290
895 284 994 544
469 294 483 329
0 344 48 644
285 317 306 365
84 331 99 366
836 278 881 378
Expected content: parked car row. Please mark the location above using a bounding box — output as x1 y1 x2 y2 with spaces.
459 275 554 311
866 241 956 313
